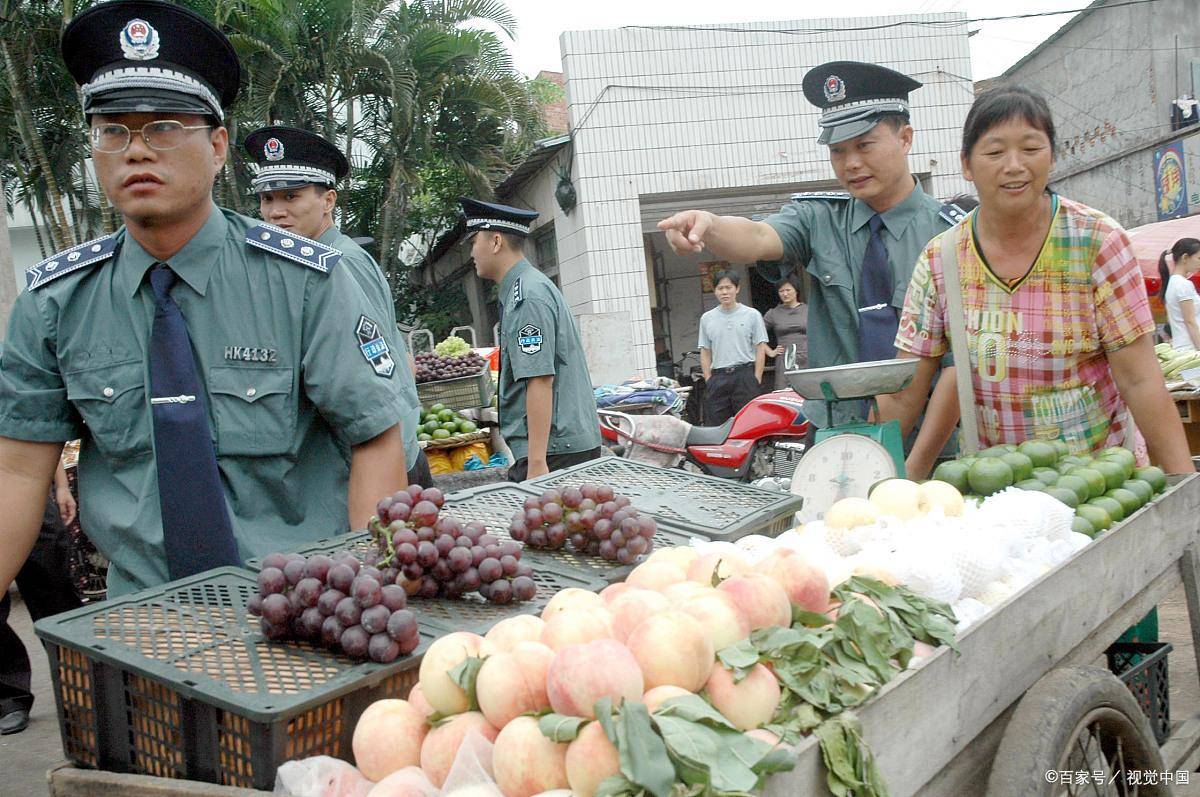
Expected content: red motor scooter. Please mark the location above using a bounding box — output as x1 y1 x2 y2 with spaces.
599 389 809 482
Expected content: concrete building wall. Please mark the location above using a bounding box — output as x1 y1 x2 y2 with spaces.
1001 0 1200 226
560 14 975 376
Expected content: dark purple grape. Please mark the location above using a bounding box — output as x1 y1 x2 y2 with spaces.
327 564 354 594
564 512 582 530
464 522 487 542
299 607 325 638
515 563 534 579
578 498 597 513
396 542 418 566
485 543 502 559
294 577 322 608
430 559 452 582
369 632 401 663
434 535 455 557
460 567 481 591
498 541 521 559
416 541 439 568
361 604 391 635
543 502 563 524
394 528 419 547
471 545 487 567
625 535 649 557
402 562 424 581
596 485 615 503
247 593 264 617
586 540 601 555
261 593 292 625
638 517 657 539
500 555 519 576
454 536 473 549
612 531 626 548
477 582 493 601
511 576 536 602
317 588 345 617
611 510 630 527
260 617 290 639
421 487 445 508
479 534 499 548
335 596 362 627
569 533 588 550
598 540 617 560
447 547 472 573
341 625 370 658
303 555 334 583
418 577 439 598
338 555 361 574
386 609 417 642
546 524 567 548
388 502 412 524
580 484 598 501
360 566 382 583
363 551 380 568
352 575 382 608
405 484 424 501
411 501 440 527
435 517 461 538
261 552 289 572
525 508 544 528
594 518 613 540
440 581 464 599
391 490 414 507
282 558 306 587
523 496 541 512
478 558 503 583
376 496 394 518
380 584 408 611
540 490 562 505
562 487 583 508
579 509 597 530
416 526 436 543
380 567 399 585
599 501 618 519
509 519 528 542
289 590 306 614
528 529 548 548
321 615 346 648
258 567 287 596
616 546 637 565
488 580 513 604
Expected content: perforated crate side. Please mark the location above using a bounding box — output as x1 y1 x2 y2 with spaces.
45 644 99 768
528 458 803 541
416 365 495 410
1106 641 1172 746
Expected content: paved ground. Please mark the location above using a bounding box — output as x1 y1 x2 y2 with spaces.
2 585 1198 796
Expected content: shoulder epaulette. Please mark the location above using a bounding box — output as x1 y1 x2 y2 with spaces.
939 202 969 226
790 191 851 202
511 277 524 306
26 234 118 290
246 223 341 274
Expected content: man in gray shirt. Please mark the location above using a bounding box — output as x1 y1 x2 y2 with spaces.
698 270 768 424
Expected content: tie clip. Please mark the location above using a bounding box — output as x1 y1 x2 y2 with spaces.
151 394 197 405
857 303 888 313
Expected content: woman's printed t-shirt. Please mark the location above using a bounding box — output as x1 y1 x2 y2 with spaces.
894 196 1154 457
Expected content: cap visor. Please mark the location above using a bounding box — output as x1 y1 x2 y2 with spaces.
85 87 214 118
252 178 327 193
819 118 881 146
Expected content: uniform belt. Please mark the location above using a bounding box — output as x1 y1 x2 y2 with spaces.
713 362 753 375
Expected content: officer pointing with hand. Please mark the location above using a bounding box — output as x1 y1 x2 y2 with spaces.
0 0 410 597
658 61 964 437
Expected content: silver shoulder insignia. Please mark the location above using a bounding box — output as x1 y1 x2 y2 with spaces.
246 223 341 274
939 202 968 225
26 235 117 290
790 191 852 202
512 277 523 305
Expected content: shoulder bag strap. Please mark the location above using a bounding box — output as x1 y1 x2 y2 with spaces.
939 227 981 455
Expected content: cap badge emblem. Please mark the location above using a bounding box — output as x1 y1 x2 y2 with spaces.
264 138 285 161
823 75 846 103
120 18 160 61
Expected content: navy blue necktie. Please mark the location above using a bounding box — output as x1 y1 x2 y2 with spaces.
148 264 240 579
857 214 899 362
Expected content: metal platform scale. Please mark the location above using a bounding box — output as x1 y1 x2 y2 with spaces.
785 358 919 523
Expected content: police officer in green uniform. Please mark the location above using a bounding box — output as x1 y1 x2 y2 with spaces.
658 61 965 436
460 198 602 481
243 125 431 486
0 0 410 597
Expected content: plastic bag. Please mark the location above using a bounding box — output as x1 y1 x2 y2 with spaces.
450 442 490 471
367 767 438 797
439 729 502 797
426 450 453 475
274 755 374 797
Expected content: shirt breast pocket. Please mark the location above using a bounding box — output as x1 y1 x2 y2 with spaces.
210 365 295 456
65 359 151 458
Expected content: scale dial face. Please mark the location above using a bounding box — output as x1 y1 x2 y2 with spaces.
791 434 897 524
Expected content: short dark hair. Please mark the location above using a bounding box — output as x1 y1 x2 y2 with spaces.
499 232 526 252
873 112 910 133
713 269 740 288
776 273 801 292
962 85 1056 158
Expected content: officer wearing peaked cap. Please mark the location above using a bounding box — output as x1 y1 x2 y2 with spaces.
0 0 412 598
460 198 602 481
245 125 430 488
658 60 965 436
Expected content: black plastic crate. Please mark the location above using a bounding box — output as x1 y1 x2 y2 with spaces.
35 568 437 790
244 526 608 632
1106 641 1172 745
527 458 803 541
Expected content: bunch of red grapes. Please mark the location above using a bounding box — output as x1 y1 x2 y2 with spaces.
508 484 657 565
370 484 537 605
250 552 420 663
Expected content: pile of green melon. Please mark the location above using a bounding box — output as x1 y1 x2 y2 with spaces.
932 440 1167 538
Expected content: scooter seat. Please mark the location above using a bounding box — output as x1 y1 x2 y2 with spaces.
686 417 735 446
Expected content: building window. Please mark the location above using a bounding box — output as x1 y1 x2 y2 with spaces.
533 225 560 287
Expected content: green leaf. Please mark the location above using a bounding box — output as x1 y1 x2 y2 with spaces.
753 747 798 778
595 773 639 797
447 655 485 711
716 638 760 679
652 694 737 731
652 715 718 770
595 696 618 746
615 702 676 797
814 713 889 797
539 713 588 742
793 608 835 627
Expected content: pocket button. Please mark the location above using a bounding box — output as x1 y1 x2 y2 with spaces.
246 388 257 398
102 387 114 398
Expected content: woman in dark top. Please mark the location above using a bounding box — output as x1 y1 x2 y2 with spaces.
763 274 808 390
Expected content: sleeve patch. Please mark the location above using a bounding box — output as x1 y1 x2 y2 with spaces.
517 324 543 355
246 223 342 273
356 315 395 378
939 202 968 225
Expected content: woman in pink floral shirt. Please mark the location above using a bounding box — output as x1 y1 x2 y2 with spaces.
882 86 1193 476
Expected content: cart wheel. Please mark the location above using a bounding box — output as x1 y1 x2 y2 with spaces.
986 666 1166 797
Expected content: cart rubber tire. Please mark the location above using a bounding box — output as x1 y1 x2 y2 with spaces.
986 665 1166 797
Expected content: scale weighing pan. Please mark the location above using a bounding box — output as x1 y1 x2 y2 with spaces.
785 358 919 401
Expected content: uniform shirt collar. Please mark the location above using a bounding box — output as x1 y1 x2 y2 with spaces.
851 180 927 238
123 205 226 297
498 258 533 306
316 225 342 247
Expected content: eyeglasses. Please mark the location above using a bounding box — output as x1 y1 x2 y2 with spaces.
89 120 213 153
